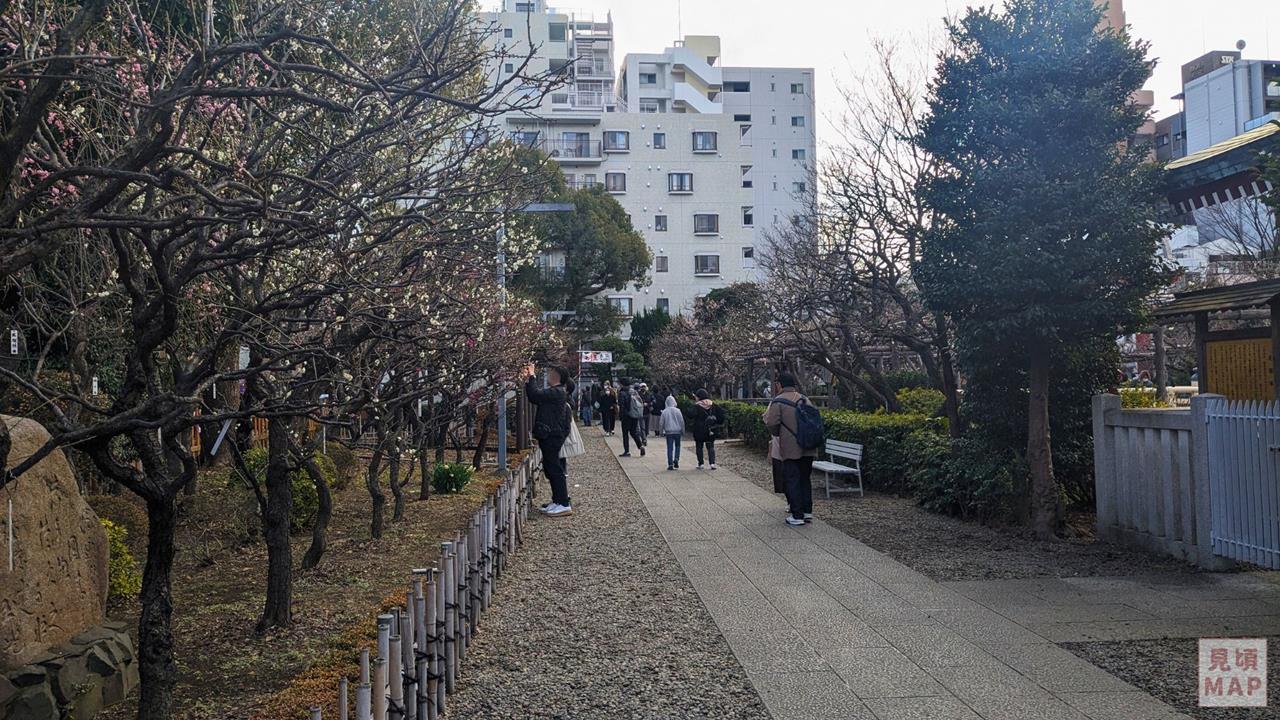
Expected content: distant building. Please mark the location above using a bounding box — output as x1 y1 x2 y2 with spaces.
1183 57 1280 153
1154 113 1186 163
477 1 815 324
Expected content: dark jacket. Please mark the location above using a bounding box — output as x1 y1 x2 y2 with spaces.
599 392 617 412
526 377 570 440
618 387 642 421
690 402 726 442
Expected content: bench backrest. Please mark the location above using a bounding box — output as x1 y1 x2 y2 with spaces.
825 439 863 460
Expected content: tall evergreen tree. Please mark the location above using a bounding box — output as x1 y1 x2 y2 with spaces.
917 0 1168 537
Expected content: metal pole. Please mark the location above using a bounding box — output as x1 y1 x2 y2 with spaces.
497 224 508 470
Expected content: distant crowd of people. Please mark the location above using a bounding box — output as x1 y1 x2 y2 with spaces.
525 366 817 526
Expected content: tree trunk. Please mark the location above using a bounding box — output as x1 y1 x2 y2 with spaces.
300 453 331 571
257 417 293 633
136 493 178 720
471 412 492 471
418 430 432 501
933 314 965 438
388 445 405 522
1027 353 1059 539
367 447 385 539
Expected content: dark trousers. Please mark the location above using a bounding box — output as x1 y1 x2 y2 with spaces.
602 409 616 433
621 418 645 453
782 457 814 519
537 436 570 506
695 438 717 466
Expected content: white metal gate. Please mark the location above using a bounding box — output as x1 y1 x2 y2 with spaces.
1206 397 1280 568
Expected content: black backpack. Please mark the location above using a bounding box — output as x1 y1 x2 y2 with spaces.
772 397 824 450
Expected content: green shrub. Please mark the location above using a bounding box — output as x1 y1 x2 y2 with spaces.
325 444 359 490
101 518 142 600
902 431 1023 522
431 462 472 494
719 401 946 490
228 447 320 533
1119 387 1169 409
895 387 945 416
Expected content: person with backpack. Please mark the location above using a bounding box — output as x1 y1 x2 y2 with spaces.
690 388 726 470
658 395 686 470
617 379 647 457
763 371 822 526
525 364 574 517
598 383 618 436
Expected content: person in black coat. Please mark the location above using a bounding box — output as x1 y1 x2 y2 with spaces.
598 383 618 435
689 388 726 469
525 364 574 516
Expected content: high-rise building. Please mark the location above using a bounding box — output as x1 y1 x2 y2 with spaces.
1182 56 1280 154
477 1 815 325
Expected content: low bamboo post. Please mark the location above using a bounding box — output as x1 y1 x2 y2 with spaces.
360 648 370 685
376 614 393 679
456 534 469 658
355 683 372 720
441 542 456 695
339 677 349 720
418 579 432 720
311 707 323 720
389 633 404 720
373 658 387 720
432 566 446 717
401 595 416 720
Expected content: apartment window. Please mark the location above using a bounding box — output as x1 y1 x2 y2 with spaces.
639 100 659 113
771 149 778 158
790 82 805 94
791 116 806 127
793 181 807 193
694 254 721 276
639 72 658 85
742 206 754 226
668 172 694 193
515 2 534 11
733 113 751 122
742 246 756 269
725 81 750 92
654 215 668 231
504 63 514 74
603 130 630 151
792 148 806 160
608 296 634 316
655 255 669 272
739 124 751 139
741 165 752 188
656 298 670 313
693 213 719 235
1156 134 1170 148
548 23 567 42
503 28 513 38
605 172 626 193
692 131 718 152
511 130 539 146
770 82 776 91
652 132 666 149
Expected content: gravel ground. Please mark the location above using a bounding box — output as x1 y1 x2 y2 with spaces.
448 429 769 720
715 442 1200 581
1064 639 1280 720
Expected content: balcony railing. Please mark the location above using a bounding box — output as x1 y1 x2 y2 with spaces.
566 179 602 190
539 138 602 161
575 61 613 78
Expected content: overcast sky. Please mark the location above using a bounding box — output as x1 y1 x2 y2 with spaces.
490 0 1277 143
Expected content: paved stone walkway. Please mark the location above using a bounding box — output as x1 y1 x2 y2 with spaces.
604 434 1254 720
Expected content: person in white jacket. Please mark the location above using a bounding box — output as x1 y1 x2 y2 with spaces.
659 395 686 470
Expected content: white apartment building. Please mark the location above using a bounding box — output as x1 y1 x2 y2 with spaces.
1183 57 1280 154
477 1 815 325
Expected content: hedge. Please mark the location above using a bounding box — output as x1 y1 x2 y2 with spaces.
719 401 946 490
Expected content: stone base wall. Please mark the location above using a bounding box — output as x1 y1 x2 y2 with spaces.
0 621 138 719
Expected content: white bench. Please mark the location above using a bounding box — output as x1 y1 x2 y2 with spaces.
811 439 864 498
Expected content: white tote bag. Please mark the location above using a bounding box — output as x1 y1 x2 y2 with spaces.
560 418 586 459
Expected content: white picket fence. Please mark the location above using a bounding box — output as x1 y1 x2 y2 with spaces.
308 448 541 720
1204 397 1280 569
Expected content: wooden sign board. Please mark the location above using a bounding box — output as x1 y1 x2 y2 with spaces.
1206 337 1275 401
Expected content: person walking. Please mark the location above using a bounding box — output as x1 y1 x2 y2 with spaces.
659 395 686 470
649 385 665 438
599 383 618 435
763 372 817 526
525 364 574 517
578 384 595 427
637 384 652 436
690 388 726 470
617 379 647 457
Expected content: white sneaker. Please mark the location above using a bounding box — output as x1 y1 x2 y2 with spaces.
803 513 814 520
709 464 718 470
785 516 806 526
544 503 574 517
